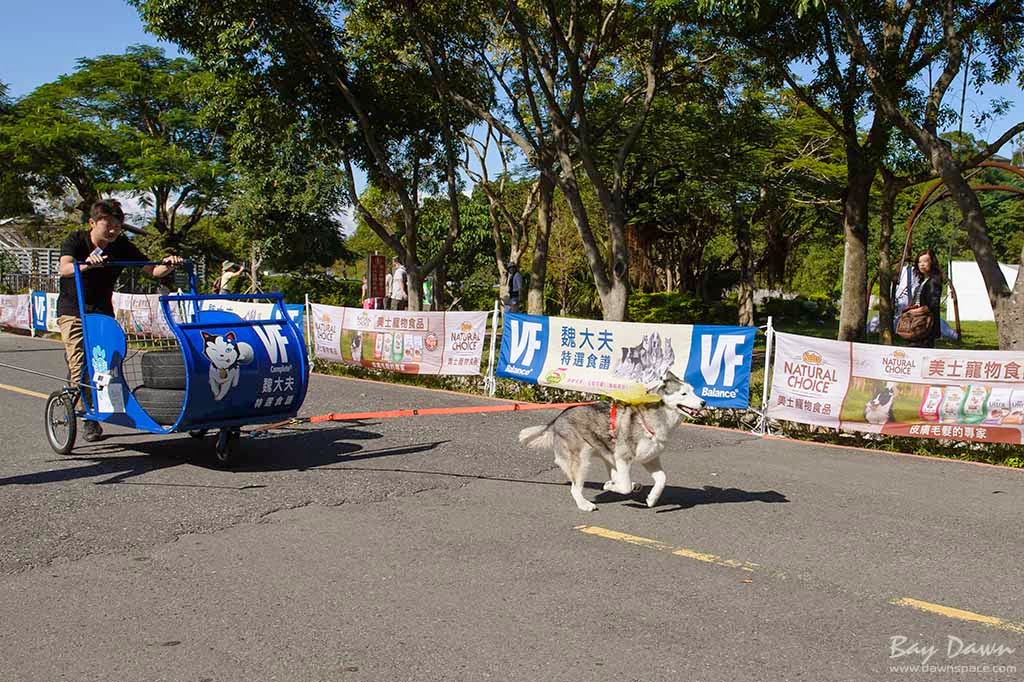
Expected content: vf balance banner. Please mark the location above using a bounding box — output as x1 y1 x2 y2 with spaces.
767 331 1024 444
309 304 488 376
496 313 756 408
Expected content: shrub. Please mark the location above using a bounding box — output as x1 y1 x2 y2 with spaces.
628 291 738 325
758 295 837 324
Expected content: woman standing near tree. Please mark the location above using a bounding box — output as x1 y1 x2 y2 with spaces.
909 249 943 348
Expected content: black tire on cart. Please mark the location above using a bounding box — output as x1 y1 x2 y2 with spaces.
133 386 185 425
45 390 77 455
141 351 187 390
214 428 240 467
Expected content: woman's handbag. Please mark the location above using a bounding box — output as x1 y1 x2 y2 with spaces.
896 305 933 341
896 279 934 342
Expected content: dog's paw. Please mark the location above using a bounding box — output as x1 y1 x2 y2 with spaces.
645 494 660 508
576 500 598 512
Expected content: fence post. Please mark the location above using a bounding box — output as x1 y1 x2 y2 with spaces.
754 315 774 435
483 299 500 396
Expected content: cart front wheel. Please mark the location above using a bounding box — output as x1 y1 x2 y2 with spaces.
214 429 239 466
45 391 77 455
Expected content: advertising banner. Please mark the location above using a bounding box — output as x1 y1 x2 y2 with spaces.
309 304 487 375
199 299 305 340
112 293 176 339
45 293 59 332
0 294 32 330
30 291 48 331
495 313 756 408
767 331 1024 444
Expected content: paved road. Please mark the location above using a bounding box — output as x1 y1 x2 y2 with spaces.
1 331 1022 681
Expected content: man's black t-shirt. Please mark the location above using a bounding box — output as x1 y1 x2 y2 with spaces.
57 231 147 317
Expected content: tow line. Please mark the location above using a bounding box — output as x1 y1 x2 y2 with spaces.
250 401 594 433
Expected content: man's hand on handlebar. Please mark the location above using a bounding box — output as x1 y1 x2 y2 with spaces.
161 255 186 269
84 252 108 269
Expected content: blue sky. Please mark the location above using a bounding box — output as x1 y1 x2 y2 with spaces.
2 0 1022 148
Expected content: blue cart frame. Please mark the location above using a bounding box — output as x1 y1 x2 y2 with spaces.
43 260 309 464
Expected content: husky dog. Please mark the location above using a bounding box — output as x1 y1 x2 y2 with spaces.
519 371 706 511
864 382 898 425
201 331 255 401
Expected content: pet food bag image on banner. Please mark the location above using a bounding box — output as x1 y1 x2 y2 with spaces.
496 313 756 408
768 332 1024 444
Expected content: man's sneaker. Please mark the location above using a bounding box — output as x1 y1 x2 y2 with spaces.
82 420 104 442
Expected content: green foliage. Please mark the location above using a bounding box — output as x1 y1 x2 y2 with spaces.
262 272 360 307
627 291 739 325
758 296 837 325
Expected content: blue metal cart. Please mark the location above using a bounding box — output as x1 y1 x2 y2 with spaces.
44 260 309 465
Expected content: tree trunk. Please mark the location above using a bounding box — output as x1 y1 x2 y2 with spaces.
931 150 1019 348
876 171 898 344
528 173 554 315
734 205 755 326
406 266 422 312
995 244 1024 349
837 151 875 341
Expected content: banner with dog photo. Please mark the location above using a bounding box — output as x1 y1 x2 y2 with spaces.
767 331 1024 445
309 303 488 375
495 313 757 408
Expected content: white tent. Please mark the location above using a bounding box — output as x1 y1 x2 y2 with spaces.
946 260 1019 321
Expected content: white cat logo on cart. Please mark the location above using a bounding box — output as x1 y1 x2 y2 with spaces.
201 332 255 401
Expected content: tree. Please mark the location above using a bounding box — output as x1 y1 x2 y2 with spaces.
3 47 231 241
826 0 1024 348
136 0 485 310
699 0 899 340
0 81 33 216
1 79 122 222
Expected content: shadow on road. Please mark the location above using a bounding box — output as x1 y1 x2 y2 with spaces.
322 465 788 513
0 423 448 487
616 485 789 513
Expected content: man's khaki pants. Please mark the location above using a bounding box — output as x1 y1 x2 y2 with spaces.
57 315 91 412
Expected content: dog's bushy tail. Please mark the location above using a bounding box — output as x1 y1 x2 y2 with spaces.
518 424 551 449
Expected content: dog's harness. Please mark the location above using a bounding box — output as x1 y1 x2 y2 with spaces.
609 402 657 440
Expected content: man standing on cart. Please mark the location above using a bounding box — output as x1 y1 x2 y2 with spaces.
57 199 184 441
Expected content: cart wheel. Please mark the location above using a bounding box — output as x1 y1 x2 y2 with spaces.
45 391 77 455
189 429 209 439
214 429 238 466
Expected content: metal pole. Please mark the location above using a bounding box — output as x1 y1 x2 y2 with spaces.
757 315 774 436
484 299 500 396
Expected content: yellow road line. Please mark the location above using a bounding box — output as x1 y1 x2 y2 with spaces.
0 382 48 400
575 525 761 572
892 597 1024 635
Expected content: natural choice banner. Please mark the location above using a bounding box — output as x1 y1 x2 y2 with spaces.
309 304 488 376
0 294 32 330
767 331 1024 444
496 313 756 408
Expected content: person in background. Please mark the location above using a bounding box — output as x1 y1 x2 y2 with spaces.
384 269 393 310
390 256 408 310
57 199 184 441
504 263 523 313
908 248 943 348
213 261 244 294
